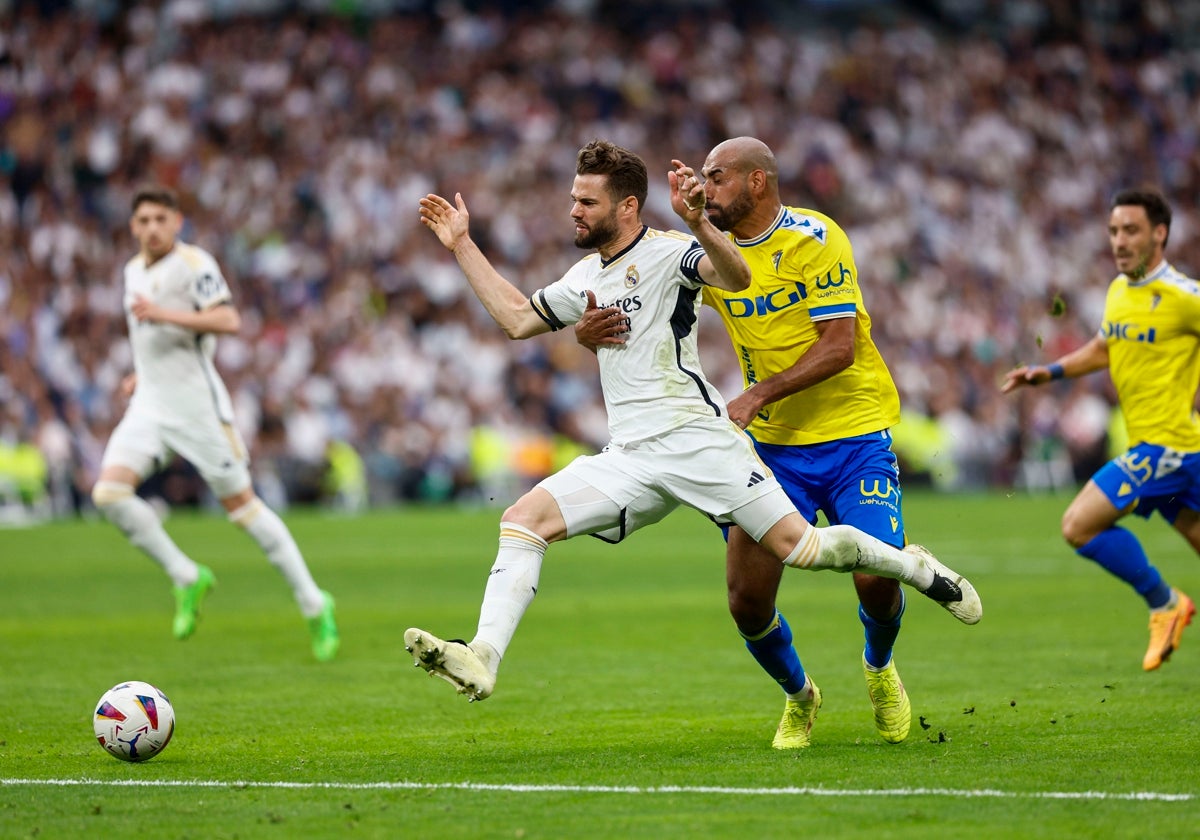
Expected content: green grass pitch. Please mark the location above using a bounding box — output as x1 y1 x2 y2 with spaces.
1 492 1197 838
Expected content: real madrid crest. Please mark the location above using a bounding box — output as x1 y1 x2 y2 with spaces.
624 265 640 289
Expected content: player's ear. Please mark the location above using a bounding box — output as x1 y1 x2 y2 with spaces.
749 168 768 197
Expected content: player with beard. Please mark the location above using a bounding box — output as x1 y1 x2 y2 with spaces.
1004 188 1198 672
404 139 980 736
578 137 942 747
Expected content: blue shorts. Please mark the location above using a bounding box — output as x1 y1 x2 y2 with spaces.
1091 442 1200 524
752 430 905 549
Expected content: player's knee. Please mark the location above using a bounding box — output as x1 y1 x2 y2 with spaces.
92 480 134 510
854 573 901 619
226 494 264 524
730 602 774 636
727 583 775 632
500 501 528 527
500 493 562 542
1060 510 1093 549
1061 524 1096 550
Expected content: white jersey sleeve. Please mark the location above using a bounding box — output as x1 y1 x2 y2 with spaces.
190 249 233 310
529 256 595 331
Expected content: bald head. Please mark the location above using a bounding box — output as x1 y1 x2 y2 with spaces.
701 136 782 238
708 137 779 185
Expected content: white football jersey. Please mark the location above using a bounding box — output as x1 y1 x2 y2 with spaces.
122 242 236 425
531 226 728 445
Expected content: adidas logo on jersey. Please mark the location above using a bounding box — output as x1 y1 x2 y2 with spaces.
747 471 765 487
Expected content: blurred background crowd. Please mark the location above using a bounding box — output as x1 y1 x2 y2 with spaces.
2 0 1199 521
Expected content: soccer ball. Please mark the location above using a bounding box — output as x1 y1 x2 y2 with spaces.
93 681 176 762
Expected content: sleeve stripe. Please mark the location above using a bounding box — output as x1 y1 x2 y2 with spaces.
530 290 566 332
680 242 704 282
809 303 857 320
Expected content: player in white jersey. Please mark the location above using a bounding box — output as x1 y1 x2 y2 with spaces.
404 140 980 715
91 185 339 661
576 137 932 748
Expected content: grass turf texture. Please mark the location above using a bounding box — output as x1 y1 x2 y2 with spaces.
1 493 1197 838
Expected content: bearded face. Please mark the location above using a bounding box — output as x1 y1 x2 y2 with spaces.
574 205 621 250
704 178 755 234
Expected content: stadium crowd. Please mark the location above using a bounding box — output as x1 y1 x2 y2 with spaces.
2 0 1198 518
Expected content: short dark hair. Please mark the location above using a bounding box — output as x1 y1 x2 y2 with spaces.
1111 188 1171 246
131 185 179 214
576 140 648 214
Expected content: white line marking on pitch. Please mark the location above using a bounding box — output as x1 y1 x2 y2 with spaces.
1 779 1191 802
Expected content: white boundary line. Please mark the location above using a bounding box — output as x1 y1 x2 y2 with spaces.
1 779 1191 802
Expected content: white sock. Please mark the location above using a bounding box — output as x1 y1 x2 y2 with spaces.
785 675 815 703
1153 592 1179 613
94 482 198 586
472 521 548 664
785 524 928 587
231 498 324 616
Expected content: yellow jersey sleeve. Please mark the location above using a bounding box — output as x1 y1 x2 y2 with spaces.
1102 263 1200 450
703 206 900 445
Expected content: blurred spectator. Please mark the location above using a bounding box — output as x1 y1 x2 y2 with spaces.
2 1 1199 515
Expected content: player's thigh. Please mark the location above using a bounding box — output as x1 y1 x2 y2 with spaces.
100 410 167 482
752 441 819 523
1072 443 1199 542
1172 507 1200 554
758 434 904 546
1160 451 1200 550
656 419 791 534
536 450 676 543
824 444 904 548
162 418 252 499
1061 479 1126 545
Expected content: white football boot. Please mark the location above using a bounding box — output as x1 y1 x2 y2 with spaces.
404 628 497 702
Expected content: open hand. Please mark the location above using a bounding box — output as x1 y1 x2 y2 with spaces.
419 192 471 251
1000 365 1050 392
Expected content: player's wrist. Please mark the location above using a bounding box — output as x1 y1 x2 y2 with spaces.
1046 363 1065 381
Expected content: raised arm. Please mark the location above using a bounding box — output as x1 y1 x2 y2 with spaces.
668 159 751 293
1001 334 1110 392
419 192 551 340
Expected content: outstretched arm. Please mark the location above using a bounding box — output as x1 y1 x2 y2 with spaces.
1001 334 1109 392
419 192 550 340
668 159 751 293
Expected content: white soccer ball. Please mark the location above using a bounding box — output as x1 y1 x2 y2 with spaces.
93 680 176 762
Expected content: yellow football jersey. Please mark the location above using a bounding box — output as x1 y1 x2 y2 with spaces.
702 206 899 446
1101 262 1200 450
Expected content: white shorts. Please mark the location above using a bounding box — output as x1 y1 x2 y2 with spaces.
101 404 252 499
536 414 796 543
